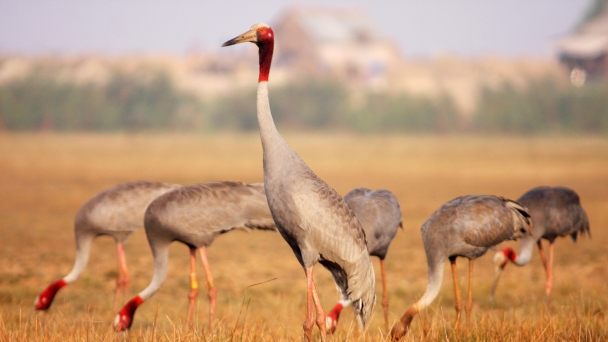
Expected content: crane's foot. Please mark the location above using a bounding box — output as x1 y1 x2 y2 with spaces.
303 320 314 342
315 313 326 341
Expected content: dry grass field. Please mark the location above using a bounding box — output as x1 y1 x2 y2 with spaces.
0 133 607 341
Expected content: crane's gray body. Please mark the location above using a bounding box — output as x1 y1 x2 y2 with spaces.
423 195 531 263
75 181 181 243
138 181 276 300
508 186 590 266
144 181 276 249
518 186 589 243
344 188 402 260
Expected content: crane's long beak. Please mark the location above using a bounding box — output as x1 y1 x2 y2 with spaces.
222 28 257 47
490 265 505 301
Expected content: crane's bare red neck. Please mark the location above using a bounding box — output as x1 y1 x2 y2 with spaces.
256 27 274 83
327 302 343 322
35 279 68 310
115 295 144 330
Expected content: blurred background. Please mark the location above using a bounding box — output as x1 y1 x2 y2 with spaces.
1 0 607 134
2 2 608 340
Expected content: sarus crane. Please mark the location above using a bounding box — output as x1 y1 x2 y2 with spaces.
491 186 590 300
391 195 532 340
34 181 179 312
114 181 276 331
222 24 376 341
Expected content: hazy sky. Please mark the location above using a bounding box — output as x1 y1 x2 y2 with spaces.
0 0 592 57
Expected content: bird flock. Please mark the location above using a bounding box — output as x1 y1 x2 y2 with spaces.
34 23 591 341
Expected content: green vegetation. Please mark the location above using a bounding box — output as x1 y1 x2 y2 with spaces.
473 77 608 134
0 72 201 131
2 72 608 134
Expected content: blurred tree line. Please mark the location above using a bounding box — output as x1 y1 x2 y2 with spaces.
1 71 607 134
474 77 608 134
0 72 202 131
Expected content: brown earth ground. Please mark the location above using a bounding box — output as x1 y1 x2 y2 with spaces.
0 133 606 341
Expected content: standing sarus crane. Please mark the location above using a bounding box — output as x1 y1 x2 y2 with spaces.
326 188 402 333
222 24 376 341
491 186 590 299
114 181 276 331
34 181 180 312
391 195 532 340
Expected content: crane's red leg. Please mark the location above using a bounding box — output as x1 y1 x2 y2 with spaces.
545 242 555 299
465 260 473 330
310 274 326 340
199 247 217 329
114 242 131 312
303 267 315 342
303 266 326 342
537 240 548 271
186 247 199 325
380 258 389 332
450 258 462 329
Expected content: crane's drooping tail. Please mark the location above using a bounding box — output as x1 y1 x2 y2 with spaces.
503 198 533 239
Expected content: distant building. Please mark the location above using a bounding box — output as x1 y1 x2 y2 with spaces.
272 5 400 89
556 3 608 85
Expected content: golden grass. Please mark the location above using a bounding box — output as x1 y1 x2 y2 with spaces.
0 132 607 341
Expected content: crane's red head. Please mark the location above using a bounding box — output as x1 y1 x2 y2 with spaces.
325 300 347 333
34 279 67 310
222 23 274 82
114 295 144 331
494 247 517 269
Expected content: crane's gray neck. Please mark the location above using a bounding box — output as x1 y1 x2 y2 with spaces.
63 233 94 283
413 257 444 311
138 241 170 300
257 82 283 152
513 234 535 266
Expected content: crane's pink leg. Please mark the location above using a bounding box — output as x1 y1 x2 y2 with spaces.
303 267 315 342
186 247 199 325
303 267 326 342
199 247 217 329
537 240 548 271
380 259 389 332
465 260 473 330
114 243 131 312
310 276 326 340
450 258 462 329
545 242 555 299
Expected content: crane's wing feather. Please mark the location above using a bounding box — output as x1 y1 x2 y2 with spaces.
461 196 531 248
290 172 368 262
152 182 274 238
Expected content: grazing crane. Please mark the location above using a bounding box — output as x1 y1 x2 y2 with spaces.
114 181 276 331
222 24 376 341
391 195 532 340
491 186 590 299
34 181 180 312
326 188 402 333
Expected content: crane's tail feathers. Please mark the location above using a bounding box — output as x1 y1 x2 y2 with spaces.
347 253 376 330
504 198 533 238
